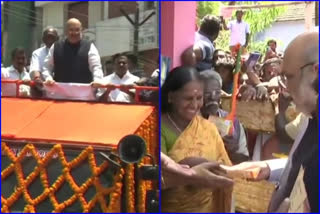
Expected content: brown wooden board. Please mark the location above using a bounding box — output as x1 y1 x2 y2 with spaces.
221 97 276 133
234 179 276 213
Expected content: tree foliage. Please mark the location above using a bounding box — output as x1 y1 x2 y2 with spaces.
197 1 287 54
197 1 221 22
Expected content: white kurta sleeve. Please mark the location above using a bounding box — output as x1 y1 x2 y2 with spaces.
88 43 103 81
42 44 55 81
265 158 288 182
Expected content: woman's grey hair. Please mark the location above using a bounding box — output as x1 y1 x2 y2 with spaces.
199 69 223 87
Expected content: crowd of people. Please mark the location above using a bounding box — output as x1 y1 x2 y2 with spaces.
162 10 318 213
1 18 159 104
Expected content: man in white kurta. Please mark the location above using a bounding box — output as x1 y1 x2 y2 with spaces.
2 48 30 97
95 54 139 103
29 26 59 80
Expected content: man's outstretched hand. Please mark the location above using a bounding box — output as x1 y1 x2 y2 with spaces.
219 161 271 181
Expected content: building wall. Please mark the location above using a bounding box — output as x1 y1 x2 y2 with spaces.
96 2 158 57
95 15 133 57
140 48 159 76
88 1 103 28
68 2 89 29
37 1 158 59
161 1 196 68
42 2 66 35
3 1 36 66
108 1 136 19
255 19 315 52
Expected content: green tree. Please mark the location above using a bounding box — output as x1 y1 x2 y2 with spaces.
197 1 221 21
197 1 287 54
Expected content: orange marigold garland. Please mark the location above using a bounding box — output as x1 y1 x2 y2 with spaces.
133 110 158 213
108 168 124 212
125 164 135 212
136 162 147 213
23 204 36 213
1 142 125 213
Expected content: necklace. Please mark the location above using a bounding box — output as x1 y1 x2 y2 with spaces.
167 113 182 133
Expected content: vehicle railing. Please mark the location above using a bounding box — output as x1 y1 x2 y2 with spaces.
1 80 159 103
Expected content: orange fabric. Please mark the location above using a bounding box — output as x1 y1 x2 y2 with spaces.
1 98 154 148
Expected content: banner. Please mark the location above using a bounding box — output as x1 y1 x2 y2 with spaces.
44 82 96 101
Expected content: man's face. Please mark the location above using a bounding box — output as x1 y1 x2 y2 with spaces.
212 32 219 42
169 80 204 122
213 51 226 65
282 53 318 116
67 22 82 44
115 56 128 76
12 52 26 72
263 62 281 81
202 79 221 116
269 42 277 52
236 11 243 22
43 29 58 48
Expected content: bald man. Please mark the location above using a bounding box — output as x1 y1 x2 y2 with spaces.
42 18 103 84
222 32 319 212
30 26 59 81
267 32 318 213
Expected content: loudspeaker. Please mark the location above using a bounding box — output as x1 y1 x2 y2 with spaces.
117 135 146 164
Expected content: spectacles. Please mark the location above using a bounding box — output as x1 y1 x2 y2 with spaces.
278 62 317 90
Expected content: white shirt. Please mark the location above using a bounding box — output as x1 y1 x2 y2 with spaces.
151 69 159 78
1 65 31 97
100 71 139 103
266 117 309 182
29 46 50 78
228 20 250 46
42 42 103 82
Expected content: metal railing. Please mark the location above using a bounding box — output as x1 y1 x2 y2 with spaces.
1 80 159 103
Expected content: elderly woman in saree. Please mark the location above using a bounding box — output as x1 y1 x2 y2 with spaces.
161 66 233 213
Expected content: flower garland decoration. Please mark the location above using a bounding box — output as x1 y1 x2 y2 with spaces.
107 168 124 212
133 110 158 213
1 142 125 213
125 164 135 212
